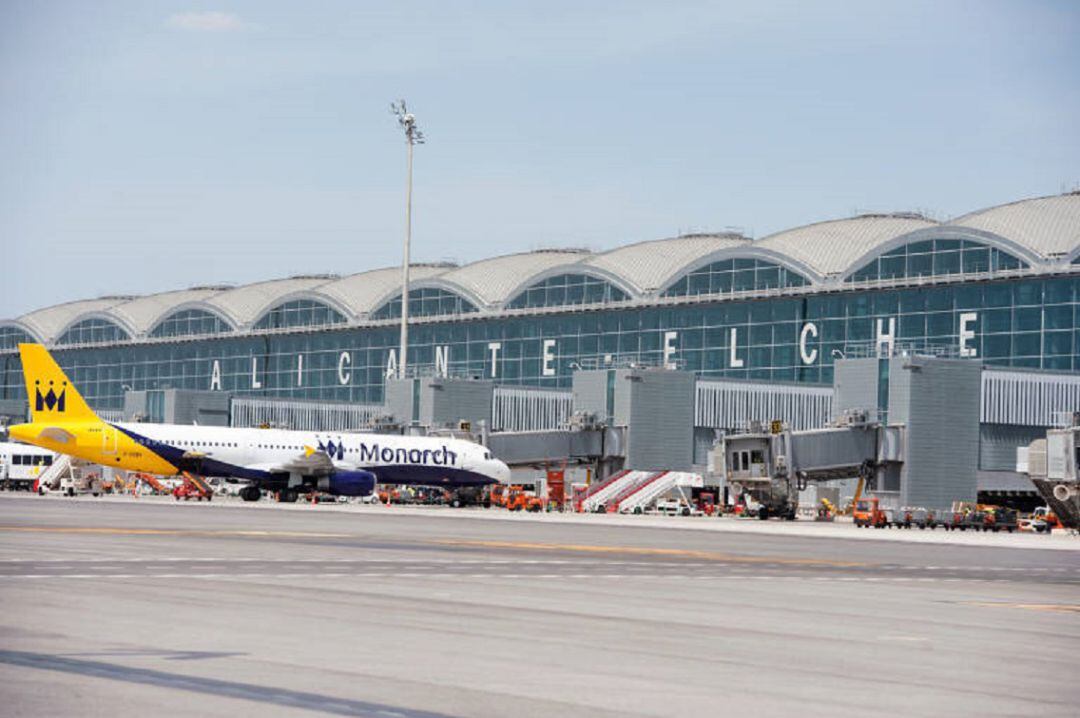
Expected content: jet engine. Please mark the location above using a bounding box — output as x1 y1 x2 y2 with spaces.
1052 483 1079 502
325 470 377 497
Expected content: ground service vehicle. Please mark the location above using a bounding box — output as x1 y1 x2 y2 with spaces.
506 486 543 512
0 442 55 491
173 473 213 501
853 498 889 528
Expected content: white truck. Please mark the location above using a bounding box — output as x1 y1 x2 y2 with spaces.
0 442 57 491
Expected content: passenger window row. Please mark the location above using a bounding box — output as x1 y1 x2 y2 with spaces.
6 455 54 466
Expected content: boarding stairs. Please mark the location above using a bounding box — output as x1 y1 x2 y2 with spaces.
616 472 704 514
606 471 668 513
575 470 631 512
34 454 73 491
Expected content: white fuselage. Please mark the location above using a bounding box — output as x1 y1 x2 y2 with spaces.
113 422 511 486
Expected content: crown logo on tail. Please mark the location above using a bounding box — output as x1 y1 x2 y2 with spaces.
34 381 67 413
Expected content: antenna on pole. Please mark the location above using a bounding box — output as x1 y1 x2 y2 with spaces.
390 100 424 381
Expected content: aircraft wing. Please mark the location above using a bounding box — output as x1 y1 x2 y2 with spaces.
249 446 343 476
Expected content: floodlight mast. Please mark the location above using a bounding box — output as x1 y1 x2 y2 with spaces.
390 100 424 380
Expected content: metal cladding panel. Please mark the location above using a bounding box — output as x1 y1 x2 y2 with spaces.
900 359 981 510
122 391 148 422
230 396 384 432
572 370 611 422
977 470 1036 493
384 379 415 425
424 379 494 428
487 429 607 466
166 390 230 426
695 379 832 431
492 387 573 432
979 424 1046 471
0 398 27 421
693 427 717 465
625 370 695 471
981 369 1080 427
887 357 911 426
832 359 880 421
789 427 877 474
613 369 634 427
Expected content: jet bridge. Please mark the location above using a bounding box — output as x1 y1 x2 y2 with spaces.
1019 423 1080 529
715 414 901 518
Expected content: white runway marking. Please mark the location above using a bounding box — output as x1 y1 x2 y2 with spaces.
3 573 1075 585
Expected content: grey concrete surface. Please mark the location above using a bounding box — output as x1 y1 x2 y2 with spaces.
0 495 1077 717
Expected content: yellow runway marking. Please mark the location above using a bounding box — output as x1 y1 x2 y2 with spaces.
964 602 1080 614
0 526 351 539
434 539 869 567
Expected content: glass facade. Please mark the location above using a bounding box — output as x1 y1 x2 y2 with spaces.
371 288 477 320
506 273 628 309
1 276 1076 412
252 300 345 330
54 318 130 346
0 326 34 352
847 239 1025 282
663 259 808 296
150 309 233 338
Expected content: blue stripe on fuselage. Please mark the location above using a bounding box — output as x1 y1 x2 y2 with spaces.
112 424 272 482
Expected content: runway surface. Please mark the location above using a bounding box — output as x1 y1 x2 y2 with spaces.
1 496 1077 717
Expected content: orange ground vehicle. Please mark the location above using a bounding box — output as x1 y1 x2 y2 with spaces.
488 484 508 508
173 472 212 501
505 486 543 512
853 497 888 528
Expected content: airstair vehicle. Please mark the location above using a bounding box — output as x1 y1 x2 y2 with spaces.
579 470 650 513
615 471 704 514
35 455 104 496
34 454 73 493
575 469 631 512
604 471 669 513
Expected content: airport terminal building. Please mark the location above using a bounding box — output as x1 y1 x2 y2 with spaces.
2 192 1078 412
3 191 1080 504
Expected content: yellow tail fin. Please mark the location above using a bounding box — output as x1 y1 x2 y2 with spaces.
18 344 99 423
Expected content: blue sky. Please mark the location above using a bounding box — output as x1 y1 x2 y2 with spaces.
2 0 1078 316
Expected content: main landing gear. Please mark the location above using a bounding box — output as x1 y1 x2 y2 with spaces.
239 486 261 502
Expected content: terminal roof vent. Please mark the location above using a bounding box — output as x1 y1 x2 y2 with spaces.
530 247 592 255
412 261 458 268
677 231 750 241
287 273 340 280
854 211 930 222
188 284 235 291
97 294 137 301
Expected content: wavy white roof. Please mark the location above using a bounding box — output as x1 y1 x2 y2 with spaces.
756 215 940 278
111 288 229 335
585 234 751 292
436 250 592 306
6 192 1078 343
952 193 1080 259
18 298 132 343
318 265 452 317
203 276 339 327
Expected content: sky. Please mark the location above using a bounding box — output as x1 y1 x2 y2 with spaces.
2 0 1078 317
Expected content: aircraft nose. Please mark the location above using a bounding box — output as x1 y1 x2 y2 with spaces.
491 459 512 484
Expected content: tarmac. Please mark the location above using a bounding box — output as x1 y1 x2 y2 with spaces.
1 494 1077 717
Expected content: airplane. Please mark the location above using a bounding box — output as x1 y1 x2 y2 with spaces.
7 344 511 502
